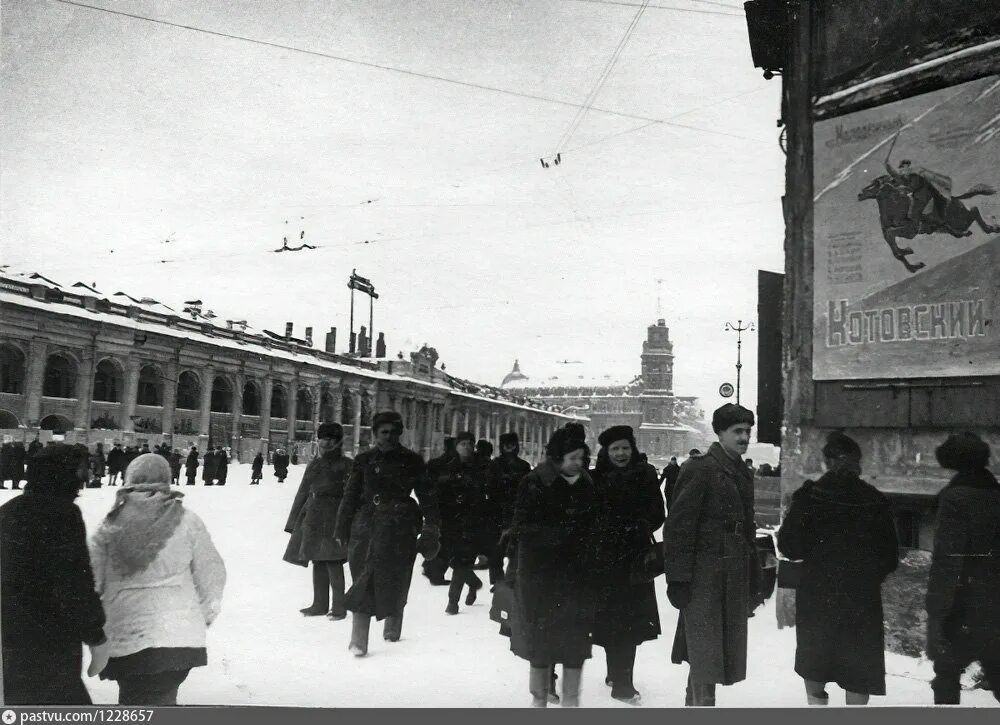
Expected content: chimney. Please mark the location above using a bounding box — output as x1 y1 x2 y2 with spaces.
376 332 386 358
358 326 369 356
304 327 313 347
284 322 293 339
325 326 337 353
350 332 357 354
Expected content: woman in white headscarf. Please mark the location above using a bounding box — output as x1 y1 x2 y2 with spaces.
88 453 226 705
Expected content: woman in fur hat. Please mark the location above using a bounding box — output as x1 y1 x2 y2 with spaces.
926 432 1000 704
88 454 227 705
1 443 107 705
591 425 665 705
508 426 599 707
778 431 898 705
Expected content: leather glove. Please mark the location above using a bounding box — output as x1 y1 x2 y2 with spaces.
667 581 693 610
416 528 441 559
87 639 111 678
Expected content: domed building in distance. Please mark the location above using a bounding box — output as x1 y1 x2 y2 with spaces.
501 319 706 460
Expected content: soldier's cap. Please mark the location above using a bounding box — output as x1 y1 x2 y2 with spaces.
712 403 755 434
455 431 475 445
372 410 404 433
499 432 519 447
317 422 343 440
936 432 990 472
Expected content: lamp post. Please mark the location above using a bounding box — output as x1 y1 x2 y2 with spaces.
724 319 755 405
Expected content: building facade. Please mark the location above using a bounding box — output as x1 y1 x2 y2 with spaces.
500 319 705 460
0 272 579 464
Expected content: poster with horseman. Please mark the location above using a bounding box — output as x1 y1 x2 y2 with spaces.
813 75 1000 380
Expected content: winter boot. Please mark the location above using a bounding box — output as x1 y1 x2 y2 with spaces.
465 573 482 606
327 562 347 620
447 573 464 613
383 613 403 642
610 644 640 704
445 600 459 615
685 676 716 707
348 613 371 657
529 666 550 708
804 680 830 706
845 691 870 706
300 563 331 616
561 666 583 708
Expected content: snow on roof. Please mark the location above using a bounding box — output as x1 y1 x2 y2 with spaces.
503 372 636 390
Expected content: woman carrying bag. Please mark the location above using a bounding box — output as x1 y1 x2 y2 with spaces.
591 426 665 705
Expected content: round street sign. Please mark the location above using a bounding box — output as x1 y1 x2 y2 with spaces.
719 382 735 398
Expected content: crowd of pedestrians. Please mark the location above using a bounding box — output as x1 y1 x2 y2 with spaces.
1 404 998 707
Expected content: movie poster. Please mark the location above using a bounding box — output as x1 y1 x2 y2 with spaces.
813 75 1000 380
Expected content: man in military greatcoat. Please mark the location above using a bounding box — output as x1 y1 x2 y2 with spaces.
334 411 441 656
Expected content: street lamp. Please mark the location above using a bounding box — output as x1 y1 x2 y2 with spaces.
724 319 755 405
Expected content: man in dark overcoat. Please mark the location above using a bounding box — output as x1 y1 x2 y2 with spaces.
273 448 290 483
663 404 761 706
1 443 108 704
215 446 228 485
659 456 680 507
436 431 488 614
184 447 199 486
485 432 531 585
422 437 457 586
926 432 1000 704
106 442 126 486
284 423 353 620
334 411 441 656
777 431 899 705
202 446 218 485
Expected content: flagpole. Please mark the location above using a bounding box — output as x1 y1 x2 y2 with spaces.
368 295 374 356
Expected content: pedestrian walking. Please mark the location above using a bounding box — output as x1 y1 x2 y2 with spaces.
591 425 665 705
273 448 290 483
202 446 218 486
107 442 126 486
925 432 1000 705
485 432 531 586
284 423 352 620
435 431 488 615
659 456 680 507
777 431 899 706
88 454 226 705
508 426 598 708
251 451 264 485
91 442 107 487
184 447 199 486
333 411 441 656
215 446 228 486
663 404 762 706
422 437 457 586
1 443 108 705
168 449 182 486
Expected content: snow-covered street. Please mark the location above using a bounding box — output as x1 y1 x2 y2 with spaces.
3 462 995 708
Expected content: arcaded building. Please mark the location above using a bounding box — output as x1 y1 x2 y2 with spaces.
0 271 578 463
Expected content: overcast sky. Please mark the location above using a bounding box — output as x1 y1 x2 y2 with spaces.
1 0 785 423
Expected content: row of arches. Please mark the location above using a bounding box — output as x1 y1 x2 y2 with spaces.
0 344 372 424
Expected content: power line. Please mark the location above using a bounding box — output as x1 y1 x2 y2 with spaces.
562 0 744 17
52 0 742 140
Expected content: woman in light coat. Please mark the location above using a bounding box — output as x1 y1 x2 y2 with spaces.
89 454 227 705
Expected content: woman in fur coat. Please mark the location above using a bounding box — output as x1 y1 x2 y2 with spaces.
88 454 227 705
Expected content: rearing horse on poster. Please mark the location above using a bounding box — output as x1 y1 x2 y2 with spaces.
857 134 999 273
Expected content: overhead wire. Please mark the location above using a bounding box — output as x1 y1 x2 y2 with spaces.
561 0 743 17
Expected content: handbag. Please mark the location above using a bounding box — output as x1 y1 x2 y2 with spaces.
630 535 665 585
490 579 515 637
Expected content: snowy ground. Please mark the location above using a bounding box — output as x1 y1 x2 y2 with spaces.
3 462 996 708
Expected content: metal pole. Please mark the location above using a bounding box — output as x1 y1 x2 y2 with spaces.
349 286 355 352
725 319 754 406
368 295 374 356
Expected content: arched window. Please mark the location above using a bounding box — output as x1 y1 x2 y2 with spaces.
0 344 26 394
0 409 20 427
210 376 233 413
270 385 287 418
320 389 335 422
42 353 76 398
92 359 123 402
176 371 201 410
39 413 73 432
242 381 261 416
296 387 313 422
340 388 354 425
136 364 163 406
